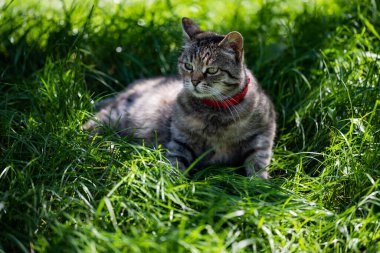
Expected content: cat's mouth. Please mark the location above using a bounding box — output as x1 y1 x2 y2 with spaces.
193 87 202 94
192 90 207 98
184 80 216 98
191 86 211 98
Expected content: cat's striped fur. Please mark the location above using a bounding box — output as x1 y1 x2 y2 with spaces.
83 18 276 178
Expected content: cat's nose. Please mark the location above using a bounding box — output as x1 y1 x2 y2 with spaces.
191 79 201 86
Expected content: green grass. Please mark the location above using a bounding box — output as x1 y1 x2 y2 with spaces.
1 0 379 252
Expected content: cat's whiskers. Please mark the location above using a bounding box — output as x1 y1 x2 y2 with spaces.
219 90 243 115
209 85 242 116
216 90 242 122
201 85 241 122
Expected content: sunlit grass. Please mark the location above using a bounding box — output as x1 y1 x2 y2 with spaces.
1 0 379 252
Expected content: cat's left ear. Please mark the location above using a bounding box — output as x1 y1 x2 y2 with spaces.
182 17 203 40
218 31 244 61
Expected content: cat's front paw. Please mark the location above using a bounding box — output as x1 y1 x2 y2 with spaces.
245 164 270 179
167 156 187 172
82 119 97 131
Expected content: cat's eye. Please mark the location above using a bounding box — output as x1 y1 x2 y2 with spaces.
184 63 193 71
206 67 219 75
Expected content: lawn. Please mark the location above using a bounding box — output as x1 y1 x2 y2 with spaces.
0 0 379 252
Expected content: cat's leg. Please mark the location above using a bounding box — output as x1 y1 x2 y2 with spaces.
82 106 124 133
166 138 197 173
242 133 274 179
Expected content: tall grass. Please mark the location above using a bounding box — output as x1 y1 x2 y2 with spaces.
0 0 379 252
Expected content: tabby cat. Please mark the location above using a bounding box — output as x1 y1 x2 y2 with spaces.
83 17 276 179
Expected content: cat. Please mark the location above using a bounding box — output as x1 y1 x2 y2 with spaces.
83 17 276 179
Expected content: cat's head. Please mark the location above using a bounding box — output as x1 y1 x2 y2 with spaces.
178 17 245 100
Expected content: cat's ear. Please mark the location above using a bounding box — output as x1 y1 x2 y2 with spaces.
218 31 244 60
182 17 202 40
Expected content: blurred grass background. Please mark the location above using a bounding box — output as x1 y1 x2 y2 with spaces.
0 0 379 252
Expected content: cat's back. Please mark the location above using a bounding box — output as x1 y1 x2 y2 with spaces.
84 76 182 144
118 75 182 110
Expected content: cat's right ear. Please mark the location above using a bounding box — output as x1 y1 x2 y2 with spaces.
218 31 244 61
182 17 202 40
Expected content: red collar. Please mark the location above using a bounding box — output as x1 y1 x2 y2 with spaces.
201 77 250 109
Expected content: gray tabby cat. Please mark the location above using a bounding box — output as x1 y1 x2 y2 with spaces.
83 17 276 179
